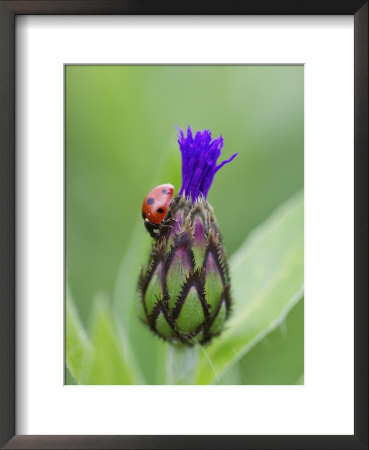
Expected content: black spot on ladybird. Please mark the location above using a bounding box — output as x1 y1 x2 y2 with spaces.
157 208 164 213
162 189 170 195
147 197 155 205
142 212 146 219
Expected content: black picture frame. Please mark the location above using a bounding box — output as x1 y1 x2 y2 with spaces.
0 1 367 449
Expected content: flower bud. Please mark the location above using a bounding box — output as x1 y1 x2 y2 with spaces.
138 127 237 345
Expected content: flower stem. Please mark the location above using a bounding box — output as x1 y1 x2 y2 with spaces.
166 344 199 385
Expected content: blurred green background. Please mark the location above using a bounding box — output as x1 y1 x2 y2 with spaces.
66 65 304 384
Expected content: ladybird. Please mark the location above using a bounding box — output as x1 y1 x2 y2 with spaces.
142 184 174 238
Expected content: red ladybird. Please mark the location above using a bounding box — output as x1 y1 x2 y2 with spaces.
142 184 174 238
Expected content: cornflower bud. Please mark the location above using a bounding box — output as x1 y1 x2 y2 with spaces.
138 126 238 345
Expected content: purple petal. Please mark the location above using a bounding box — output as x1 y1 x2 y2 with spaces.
177 126 237 202
214 152 239 173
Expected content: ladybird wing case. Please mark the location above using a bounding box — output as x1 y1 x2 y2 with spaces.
142 184 174 224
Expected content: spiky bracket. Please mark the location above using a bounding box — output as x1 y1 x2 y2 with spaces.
138 195 231 346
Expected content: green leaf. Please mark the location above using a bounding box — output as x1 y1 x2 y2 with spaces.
65 289 94 384
295 373 304 385
65 367 78 385
195 192 304 384
219 298 304 385
88 293 144 385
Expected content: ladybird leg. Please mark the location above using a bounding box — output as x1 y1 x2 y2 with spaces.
160 217 175 229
